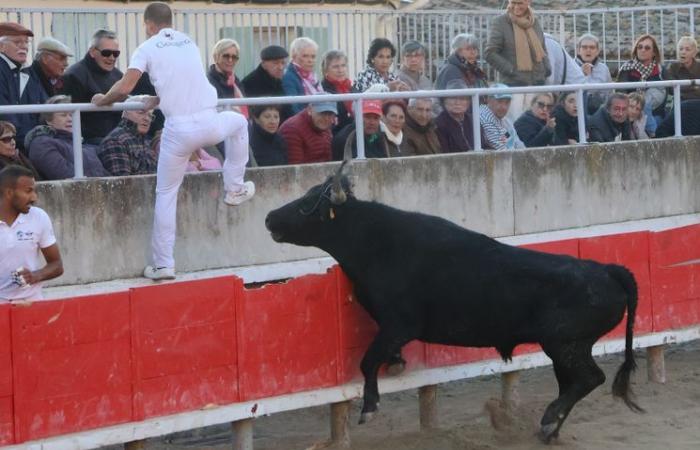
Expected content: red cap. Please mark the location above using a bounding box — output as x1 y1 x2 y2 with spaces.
362 100 382 116
0 22 34 38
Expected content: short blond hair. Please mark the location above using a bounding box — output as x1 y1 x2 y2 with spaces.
677 36 698 53
289 37 318 59
212 38 240 60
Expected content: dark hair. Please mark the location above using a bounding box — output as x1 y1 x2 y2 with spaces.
250 104 281 119
366 38 396 67
381 100 407 117
144 2 173 26
606 92 629 110
0 165 35 190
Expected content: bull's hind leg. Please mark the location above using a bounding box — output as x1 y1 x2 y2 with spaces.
539 341 606 443
385 351 406 376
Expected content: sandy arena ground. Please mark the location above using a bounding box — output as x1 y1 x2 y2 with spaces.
103 340 700 450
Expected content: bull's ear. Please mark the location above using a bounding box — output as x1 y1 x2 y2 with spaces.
330 160 349 205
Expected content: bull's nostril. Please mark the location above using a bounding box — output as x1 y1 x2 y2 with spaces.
265 215 271 230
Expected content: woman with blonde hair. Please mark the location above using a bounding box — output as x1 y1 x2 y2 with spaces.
207 38 247 117
664 36 700 101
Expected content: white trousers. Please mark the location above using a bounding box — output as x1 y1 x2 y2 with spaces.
151 109 249 269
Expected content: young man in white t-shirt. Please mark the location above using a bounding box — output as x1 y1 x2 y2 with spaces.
92 2 255 281
0 165 63 302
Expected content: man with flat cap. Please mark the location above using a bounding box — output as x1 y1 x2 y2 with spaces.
241 45 293 122
0 22 48 154
30 37 73 97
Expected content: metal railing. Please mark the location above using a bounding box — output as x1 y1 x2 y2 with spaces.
0 78 694 178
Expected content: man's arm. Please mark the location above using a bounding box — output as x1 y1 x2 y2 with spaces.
92 68 143 106
19 244 63 285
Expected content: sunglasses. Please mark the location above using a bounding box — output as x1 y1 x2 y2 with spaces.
637 44 653 51
98 49 121 58
220 53 240 61
536 101 554 109
0 135 16 143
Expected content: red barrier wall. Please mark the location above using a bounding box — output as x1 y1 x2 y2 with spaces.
0 305 13 445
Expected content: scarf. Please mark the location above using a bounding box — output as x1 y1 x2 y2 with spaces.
325 76 353 115
293 62 323 95
226 72 248 118
507 6 546 72
619 58 657 82
380 122 403 147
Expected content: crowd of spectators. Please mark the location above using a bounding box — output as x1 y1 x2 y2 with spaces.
3 0 700 178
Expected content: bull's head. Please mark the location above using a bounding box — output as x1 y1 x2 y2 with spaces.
265 160 354 247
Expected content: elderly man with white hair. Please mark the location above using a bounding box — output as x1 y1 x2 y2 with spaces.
664 36 700 101
435 33 488 91
29 37 73 97
283 37 323 114
403 97 442 155
98 95 158 176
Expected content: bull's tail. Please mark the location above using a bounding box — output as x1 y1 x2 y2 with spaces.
607 264 645 413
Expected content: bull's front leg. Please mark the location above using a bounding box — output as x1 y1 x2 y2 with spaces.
359 328 409 424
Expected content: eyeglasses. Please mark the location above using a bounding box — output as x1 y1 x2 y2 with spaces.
98 49 121 58
0 135 16 143
536 101 554 109
220 53 240 61
637 44 653 51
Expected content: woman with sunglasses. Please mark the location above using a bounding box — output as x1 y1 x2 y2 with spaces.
207 39 247 118
0 121 41 178
617 34 666 137
513 92 556 147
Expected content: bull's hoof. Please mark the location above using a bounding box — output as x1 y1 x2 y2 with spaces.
386 361 406 376
537 423 559 444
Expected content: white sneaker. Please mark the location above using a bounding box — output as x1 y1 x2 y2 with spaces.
224 181 255 206
143 265 176 281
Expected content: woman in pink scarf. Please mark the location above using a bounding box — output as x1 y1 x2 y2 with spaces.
283 37 324 114
321 49 355 134
207 38 248 118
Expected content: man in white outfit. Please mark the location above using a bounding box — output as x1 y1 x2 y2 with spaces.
93 2 254 281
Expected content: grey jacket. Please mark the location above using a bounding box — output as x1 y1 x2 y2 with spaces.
484 13 551 86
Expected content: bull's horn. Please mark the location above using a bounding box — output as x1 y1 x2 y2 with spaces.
330 160 349 205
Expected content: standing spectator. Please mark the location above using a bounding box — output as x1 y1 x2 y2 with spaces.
98 95 158 176
0 22 47 154
397 40 432 91
403 98 442 156
61 29 123 144
29 37 72 98
321 50 355 135
552 91 580 145
435 33 488 91
332 100 393 160
380 100 407 157
627 92 650 140
514 92 556 147
249 105 287 167
25 95 107 180
0 121 40 177
587 93 631 143
664 36 700 101
207 39 247 117
283 37 323 114
0 165 63 302
278 100 337 164
484 0 550 120
575 33 613 114
241 45 292 122
617 34 666 135
353 38 409 92
479 83 525 150
435 79 479 153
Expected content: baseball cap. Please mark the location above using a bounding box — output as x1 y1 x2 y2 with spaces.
0 22 34 38
362 100 382 116
37 36 73 57
311 101 338 115
260 45 288 61
489 83 512 99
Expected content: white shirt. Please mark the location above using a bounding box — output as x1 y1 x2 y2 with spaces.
544 34 586 86
0 207 56 301
128 28 217 118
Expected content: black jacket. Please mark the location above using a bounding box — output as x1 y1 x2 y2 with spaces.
241 64 292 122
331 123 391 160
434 110 476 153
28 59 61 98
249 121 288 167
207 65 243 99
587 107 631 143
552 105 579 145
514 110 554 148
656 99 700 138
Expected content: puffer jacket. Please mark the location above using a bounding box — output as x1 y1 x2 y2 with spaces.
25 125 107 180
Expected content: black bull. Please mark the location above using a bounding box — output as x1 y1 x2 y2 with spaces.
265 163 643 442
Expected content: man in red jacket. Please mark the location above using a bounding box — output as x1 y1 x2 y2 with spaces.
279 100 337 164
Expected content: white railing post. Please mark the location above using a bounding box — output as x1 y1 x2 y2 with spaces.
71 109 84 179
353 99 366 160
471 94 481 151
576 89 587 144
674 84 682 137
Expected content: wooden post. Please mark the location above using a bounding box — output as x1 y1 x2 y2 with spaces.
124 441 146 450
330 401 351 447
232 418 254 450
647 345 666 384
501 371 520 411
418 384 438 430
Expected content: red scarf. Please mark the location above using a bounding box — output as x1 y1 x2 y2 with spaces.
226 73 248 118
325 76 353 116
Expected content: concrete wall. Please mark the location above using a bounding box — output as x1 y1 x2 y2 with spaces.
38 137 700 286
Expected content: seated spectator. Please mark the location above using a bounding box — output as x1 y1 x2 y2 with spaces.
186 149 222 173
575 33 613 114
249 105 287 167
664 36 700 102
0 121 40 178
403 97 442 155
332 100 394 159
0 22 47 154
544 33 585 87
479 83 525 150
283 37 323 114
98 95 158 176
435 33 488 91
587 93 632 143
552 91 580 145
617 34 666 135
514 93 556 147
628 92 650 140
380 100 407 157
25 95 107 179
207 38 247 116
29 37 72 98
353 38 409 92
435 79 479 152
397 40 432 91
241 45 293 122
321 50 355 134
655 99 700 138
278 99 337 164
